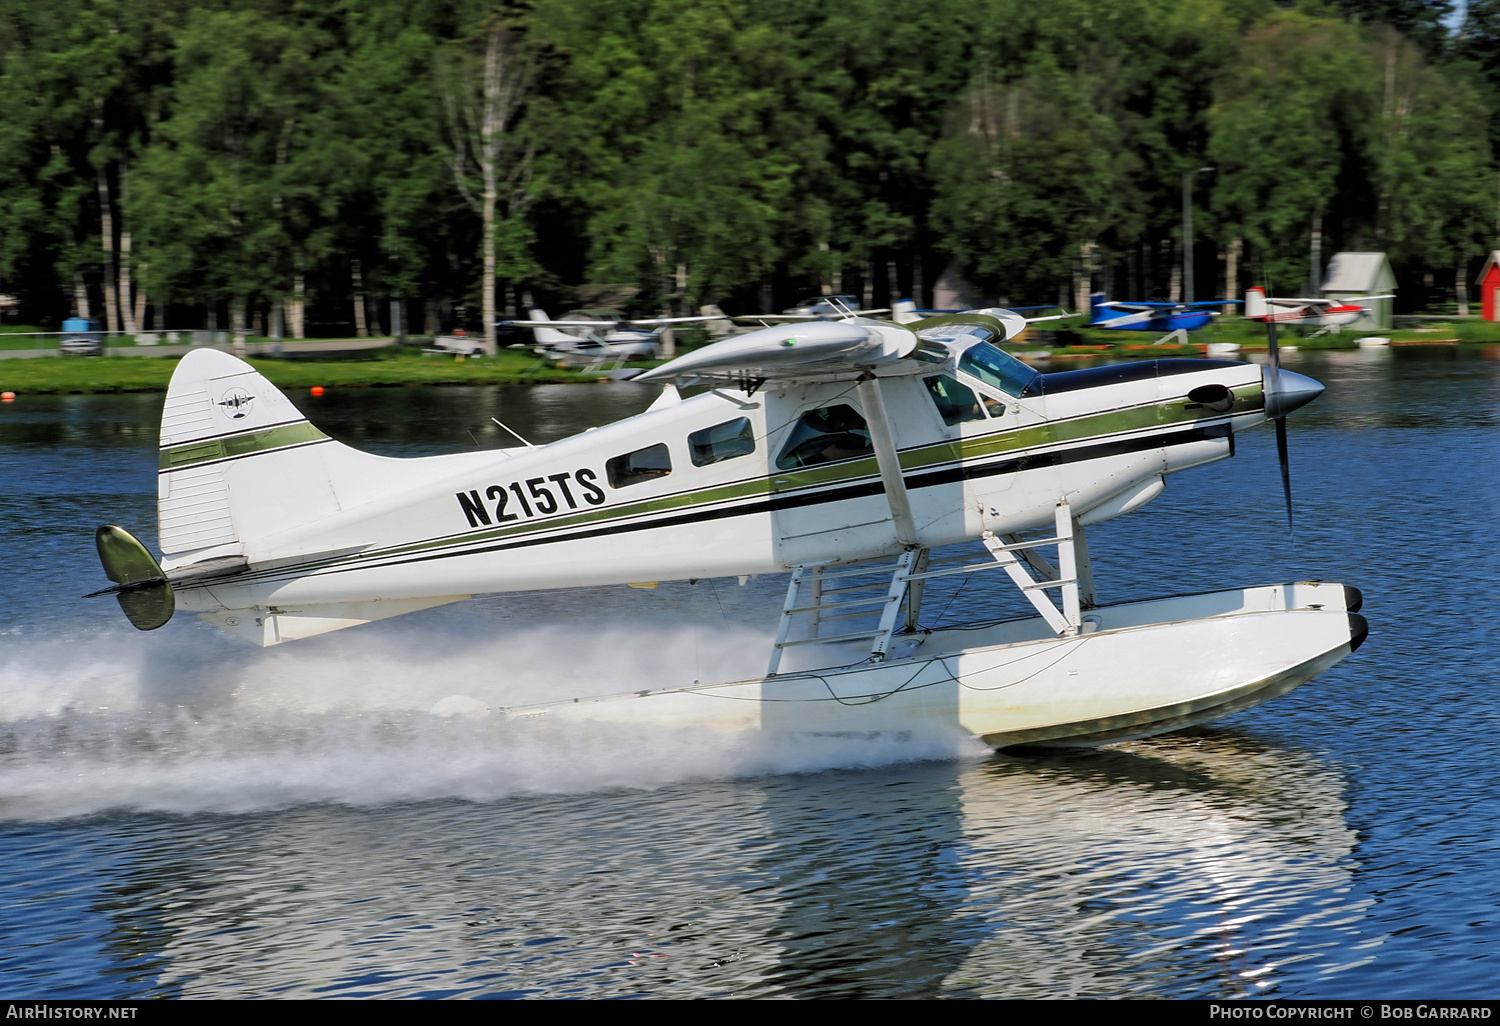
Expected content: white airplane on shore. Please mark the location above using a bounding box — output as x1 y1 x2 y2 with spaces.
514 308 730 371
1245 287 1393 333
92 306 1363 748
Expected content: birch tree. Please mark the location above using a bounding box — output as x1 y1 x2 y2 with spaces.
442 15 537 350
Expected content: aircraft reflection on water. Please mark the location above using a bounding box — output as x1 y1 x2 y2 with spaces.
71 727 1361 998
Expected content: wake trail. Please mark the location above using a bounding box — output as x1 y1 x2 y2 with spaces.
0 621 983 821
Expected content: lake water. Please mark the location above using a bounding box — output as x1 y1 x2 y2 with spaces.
2 348 1498 998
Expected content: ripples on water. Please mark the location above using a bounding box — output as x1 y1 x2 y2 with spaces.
1 350 1498 997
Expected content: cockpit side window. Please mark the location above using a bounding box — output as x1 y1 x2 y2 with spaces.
923 375 987 425
775 404 873 471
689 418 756 467
957 341 1041 398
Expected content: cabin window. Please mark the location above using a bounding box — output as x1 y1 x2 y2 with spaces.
776 404 873 471
689 418 756 466
924 375 988 425
606 443 672 488
958 341 1041 398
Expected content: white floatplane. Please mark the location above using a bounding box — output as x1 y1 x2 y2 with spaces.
91 306 1365 747
1244 286 1394 334
513 308 731 371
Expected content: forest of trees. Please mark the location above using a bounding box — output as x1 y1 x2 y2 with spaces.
1 0 1497 342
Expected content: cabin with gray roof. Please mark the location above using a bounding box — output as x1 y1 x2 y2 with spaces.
1322 252 1395 329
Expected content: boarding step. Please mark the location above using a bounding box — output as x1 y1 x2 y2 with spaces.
767 550 920 676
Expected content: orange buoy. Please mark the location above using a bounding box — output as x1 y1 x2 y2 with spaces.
0 392 14 402
310 386 325 397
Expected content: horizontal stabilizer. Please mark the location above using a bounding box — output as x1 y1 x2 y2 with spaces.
93 525 174 631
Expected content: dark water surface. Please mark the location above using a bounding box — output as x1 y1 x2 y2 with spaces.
1 351 1497 998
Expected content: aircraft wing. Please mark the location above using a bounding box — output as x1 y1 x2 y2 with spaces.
633 319 915 385
729 313 825 322
504 318 617 328
504 313 731 328
1270 294 1394 308
730 309 891 322
622 314 734 326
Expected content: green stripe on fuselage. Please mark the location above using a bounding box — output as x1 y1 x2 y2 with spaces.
159 421 329 472
251 386 1265 578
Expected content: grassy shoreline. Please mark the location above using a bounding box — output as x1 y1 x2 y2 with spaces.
0 348 599 394
3 321 1499 395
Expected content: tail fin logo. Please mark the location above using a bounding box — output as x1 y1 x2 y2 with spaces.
217 388 256 419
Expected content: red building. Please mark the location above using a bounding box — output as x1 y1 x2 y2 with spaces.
1478 252 1500 321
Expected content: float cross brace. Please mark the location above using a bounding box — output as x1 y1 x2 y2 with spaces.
979 501 1096 636
767 502 1099 675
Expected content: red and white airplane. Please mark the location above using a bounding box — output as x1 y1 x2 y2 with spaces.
1244 287 1392 329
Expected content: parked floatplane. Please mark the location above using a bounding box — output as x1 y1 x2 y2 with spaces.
91 306 1365 747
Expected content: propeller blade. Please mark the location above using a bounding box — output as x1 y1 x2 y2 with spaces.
1266 316 1282 394
1265 317 1292 532
1275 415 1293 533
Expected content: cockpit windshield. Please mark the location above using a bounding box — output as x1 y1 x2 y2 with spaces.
957 341 1041 398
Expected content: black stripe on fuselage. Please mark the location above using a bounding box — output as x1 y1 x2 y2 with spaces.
230 422 1231 586
1038 359 1244 395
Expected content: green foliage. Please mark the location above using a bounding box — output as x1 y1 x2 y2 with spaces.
132 8 331 302
0 0 1494 330
1371 31 1493 271
1207 10 1374 292
929 48 1134 302
539 0 797 309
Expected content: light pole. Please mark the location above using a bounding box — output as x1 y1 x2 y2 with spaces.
1183 166 1213 305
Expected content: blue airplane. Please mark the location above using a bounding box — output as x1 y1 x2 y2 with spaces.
1088 292 1231 332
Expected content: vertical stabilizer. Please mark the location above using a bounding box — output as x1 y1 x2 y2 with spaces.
527 308 581 346
1245 287 1267 319
157 348 346 568
123 348 498 644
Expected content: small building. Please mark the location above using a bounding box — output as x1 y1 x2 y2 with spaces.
1322 251 1395 330
1476 252 1500 321
932 261 982 312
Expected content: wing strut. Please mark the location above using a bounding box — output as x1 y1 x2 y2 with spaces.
855 374 919 547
